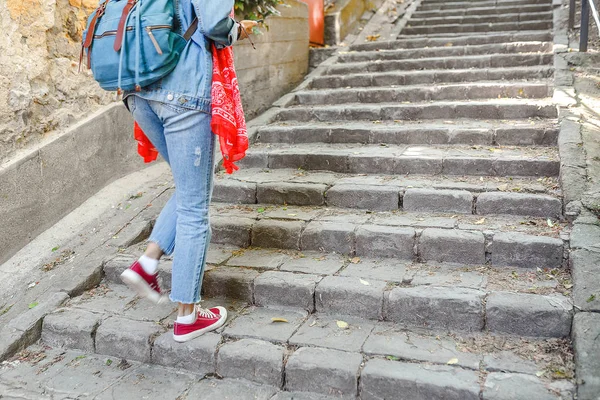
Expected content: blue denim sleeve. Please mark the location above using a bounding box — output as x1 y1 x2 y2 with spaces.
191 0 239 47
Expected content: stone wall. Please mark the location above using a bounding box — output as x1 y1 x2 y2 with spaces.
0 0 309 164
0 1 309 264
235 1 310 119
0 0 113 164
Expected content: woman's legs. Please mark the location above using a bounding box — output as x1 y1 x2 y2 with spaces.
128 96 215 319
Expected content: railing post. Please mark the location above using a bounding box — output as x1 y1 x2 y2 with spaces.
580 0 590 52
569 0 577 29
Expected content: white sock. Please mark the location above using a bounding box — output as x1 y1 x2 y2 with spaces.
138 255 159 275
176 308 197 324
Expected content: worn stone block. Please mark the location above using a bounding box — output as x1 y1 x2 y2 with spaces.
227 248 289 270
289 314 375 353
251 219 303 250
285 347 362 398
152 331 219 373
355 225 415 259
443 157 496 176
483 372 568 400
361 359 480 400
211 216 254 247
95 317 162 363
476 192 562 218
363 324 481 370
571 249 600 312
419 228 485 264
491 232 563 268
570 223 600 252
301 221 355 254
315 276 386 319
326 184 400 211
254 271 320 312
486 292 572 338
279 252 345 275
386 286 485 332
186 377 278 399
213 180 257 204
403 188 473 214
217 339 284 387
95 363 195 400
202 266 260 302
223 307 307 344
103 254 136 284
573 312 600 399
339 259 406 282
42 309 102 353
257 182 327 206
482 352 538 375
41 352 134 397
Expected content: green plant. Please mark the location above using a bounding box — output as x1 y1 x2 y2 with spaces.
234 0 284 20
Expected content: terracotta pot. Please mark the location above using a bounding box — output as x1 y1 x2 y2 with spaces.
298 0 325 46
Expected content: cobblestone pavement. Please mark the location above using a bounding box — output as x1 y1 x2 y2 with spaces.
3 0 600 398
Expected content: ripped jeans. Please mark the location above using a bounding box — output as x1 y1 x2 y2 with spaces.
126 95 215 304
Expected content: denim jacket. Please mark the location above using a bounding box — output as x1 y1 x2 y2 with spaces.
124 0 239 113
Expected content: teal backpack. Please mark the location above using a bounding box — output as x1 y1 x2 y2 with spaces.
81 0 197 92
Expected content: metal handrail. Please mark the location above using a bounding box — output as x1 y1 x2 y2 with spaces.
569 0 600 52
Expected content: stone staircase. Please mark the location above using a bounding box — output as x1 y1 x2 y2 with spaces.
25 0 578 398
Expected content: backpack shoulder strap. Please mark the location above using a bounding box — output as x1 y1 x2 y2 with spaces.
183 17 198 41
114 0 138 51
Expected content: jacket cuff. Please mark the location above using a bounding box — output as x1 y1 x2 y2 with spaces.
216 19 239 49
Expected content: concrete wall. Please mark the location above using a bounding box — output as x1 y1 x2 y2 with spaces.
0 1 309 264
324 0 384 45
235 0 310 119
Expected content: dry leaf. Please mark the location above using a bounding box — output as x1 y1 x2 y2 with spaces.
271 318 289 323
360 279 371 286
447 358 459 365
474 218 486 225
350 257 361 264
366 34 381 41
336 320 349 329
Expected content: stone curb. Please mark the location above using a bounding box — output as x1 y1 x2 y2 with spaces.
0 292 69 362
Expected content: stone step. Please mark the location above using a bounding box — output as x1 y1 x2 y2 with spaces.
212 170 562 217
295 82 552 105
338 41 552 63
413 3 552 18
402 20 553 35
100 251 573 338
421 0 551 5
350 31 552 51
324 53 553 75
38 290 574 398
198 203 566 268
275 100 558 122
397 28 554 40
238 143 559 178
311 66 554 89
418 0 551 11
408 11 553 26
257 119 559 146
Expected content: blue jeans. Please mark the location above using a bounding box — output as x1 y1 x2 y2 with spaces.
126 95 215 304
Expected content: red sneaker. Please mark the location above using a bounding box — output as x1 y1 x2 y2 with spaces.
120 261 165 304
173 306 228 343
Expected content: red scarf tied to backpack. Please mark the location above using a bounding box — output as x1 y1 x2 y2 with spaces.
134 18 248 174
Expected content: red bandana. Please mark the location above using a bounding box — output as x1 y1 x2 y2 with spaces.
133 34 248 174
